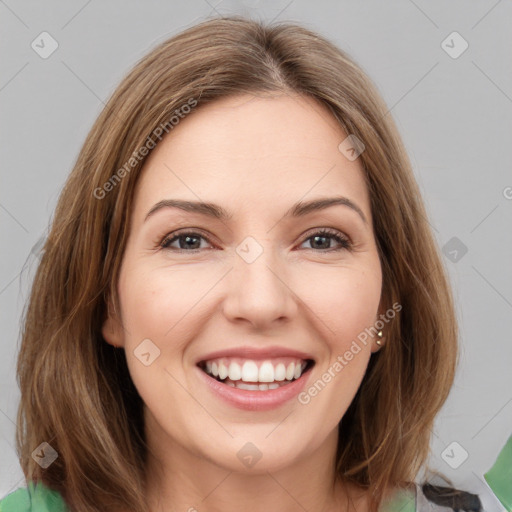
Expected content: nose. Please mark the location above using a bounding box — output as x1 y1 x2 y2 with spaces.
221 244 298 329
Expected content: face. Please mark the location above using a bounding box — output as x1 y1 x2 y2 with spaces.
102 92 384 475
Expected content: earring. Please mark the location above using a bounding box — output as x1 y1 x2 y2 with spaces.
376 330 383 346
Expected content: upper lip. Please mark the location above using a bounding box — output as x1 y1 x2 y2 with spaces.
195 345 316 365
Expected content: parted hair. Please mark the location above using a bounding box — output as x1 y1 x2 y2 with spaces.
15 16 459 512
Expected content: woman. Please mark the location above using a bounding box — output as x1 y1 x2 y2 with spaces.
1 16 484 512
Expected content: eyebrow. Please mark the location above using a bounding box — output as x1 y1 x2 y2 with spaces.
145 196 368 225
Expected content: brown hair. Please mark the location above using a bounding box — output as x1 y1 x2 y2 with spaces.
15 16 458 512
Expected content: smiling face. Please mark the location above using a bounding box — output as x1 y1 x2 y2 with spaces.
102 92 384 478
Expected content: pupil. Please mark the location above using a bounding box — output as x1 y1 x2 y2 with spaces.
181 235 199 249
312 236 329 249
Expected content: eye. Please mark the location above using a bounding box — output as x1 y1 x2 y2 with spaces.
160 231 213 252
159 228 352 253
299 228 351 252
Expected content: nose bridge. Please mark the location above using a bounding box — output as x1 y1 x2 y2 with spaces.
222 234 296 326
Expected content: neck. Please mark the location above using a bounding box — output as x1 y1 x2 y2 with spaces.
144 419 366 512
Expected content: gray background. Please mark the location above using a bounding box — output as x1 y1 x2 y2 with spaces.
1 0 511 508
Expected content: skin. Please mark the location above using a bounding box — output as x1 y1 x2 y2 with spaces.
103 92 388 512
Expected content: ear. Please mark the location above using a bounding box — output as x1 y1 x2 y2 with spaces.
101 298 125 348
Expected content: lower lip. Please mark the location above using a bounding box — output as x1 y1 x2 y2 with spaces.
196 365 313 411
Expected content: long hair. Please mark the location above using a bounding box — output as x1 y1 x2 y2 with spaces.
15 16 459 512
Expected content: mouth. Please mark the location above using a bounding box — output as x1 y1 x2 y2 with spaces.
197 357 315 390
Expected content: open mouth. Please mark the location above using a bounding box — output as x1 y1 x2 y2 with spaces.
197 358 315 391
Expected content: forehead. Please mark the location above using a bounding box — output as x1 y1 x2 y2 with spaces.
133 93 371 223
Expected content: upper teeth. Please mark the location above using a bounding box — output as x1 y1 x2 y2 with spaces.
203 359 308 383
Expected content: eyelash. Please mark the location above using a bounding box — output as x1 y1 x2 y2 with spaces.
159 228 352 253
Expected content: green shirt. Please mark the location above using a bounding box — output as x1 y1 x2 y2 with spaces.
0 481 67 512
0 482 446 512
2 434 511 512
0 482 416 512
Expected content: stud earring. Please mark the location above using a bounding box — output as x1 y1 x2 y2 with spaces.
376 330 383 346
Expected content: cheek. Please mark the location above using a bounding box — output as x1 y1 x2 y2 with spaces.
118 264 207 343
295 263 382 344
333 279 381 345
117 266 202 416
296 278 380 432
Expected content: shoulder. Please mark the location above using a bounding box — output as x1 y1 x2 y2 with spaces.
0 481 68 512
382 483 482 512
418 483 482 512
